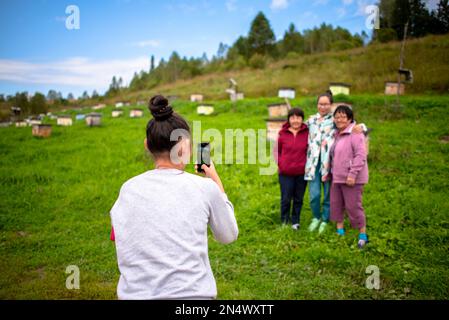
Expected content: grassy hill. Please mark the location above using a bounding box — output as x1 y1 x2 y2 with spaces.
0 95 448 299
111 34 449 103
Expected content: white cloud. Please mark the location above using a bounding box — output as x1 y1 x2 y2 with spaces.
342 0 354 5
0 56 150 93
226 0 237 12
131 40 160 48
270 0 289 10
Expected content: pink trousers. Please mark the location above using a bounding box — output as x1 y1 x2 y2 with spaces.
330 183 366 229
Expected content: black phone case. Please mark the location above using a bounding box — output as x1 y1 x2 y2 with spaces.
197 142 210 173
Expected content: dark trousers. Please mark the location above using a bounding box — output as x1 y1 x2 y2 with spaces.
279 174 307 225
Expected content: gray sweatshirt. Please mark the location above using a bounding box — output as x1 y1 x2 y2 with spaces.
110 168 238 300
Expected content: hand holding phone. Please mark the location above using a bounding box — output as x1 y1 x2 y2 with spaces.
194 143 224 192
196 142 210 173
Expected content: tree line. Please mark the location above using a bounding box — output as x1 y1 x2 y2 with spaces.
119 1 448 95
373 0 449 42
1 1 448 119
123 12 367 94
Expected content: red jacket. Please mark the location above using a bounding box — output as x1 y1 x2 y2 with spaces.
276 122 309 176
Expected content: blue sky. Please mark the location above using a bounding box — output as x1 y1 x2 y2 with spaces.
0 0 422 97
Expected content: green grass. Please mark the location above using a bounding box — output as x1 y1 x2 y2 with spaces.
1 95 448 299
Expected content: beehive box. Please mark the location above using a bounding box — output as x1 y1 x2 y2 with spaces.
329 82 351 96
130 109 143 118
86 113 102 126
267 103 289 118
57 116 73 126
15 121 27 127
112 110 123 118
190 94 203 102
197 105 214 115
278 88 295 99
384 82 405 95
32 124 52 138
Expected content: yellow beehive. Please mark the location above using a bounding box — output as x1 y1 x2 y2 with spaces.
329 82 351 96
197 105 214 115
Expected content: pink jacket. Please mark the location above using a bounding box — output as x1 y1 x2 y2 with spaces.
330 122 369 184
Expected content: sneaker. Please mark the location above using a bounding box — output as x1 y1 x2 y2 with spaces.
292 223 300 230
336 228 345 236
308 218 320 232
318 222 328 234
357 233 369 248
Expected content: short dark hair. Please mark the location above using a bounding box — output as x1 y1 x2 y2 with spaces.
333 104 354 121
146 95 190 155
317 89 333 105
288 107 304 120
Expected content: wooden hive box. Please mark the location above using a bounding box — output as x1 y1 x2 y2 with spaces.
86 113 102 126
15 121 27 127
57 115 73 126
190 94 203 102
267 103 289 118
130 109 143 118
32 124 52 138
384 82 405 95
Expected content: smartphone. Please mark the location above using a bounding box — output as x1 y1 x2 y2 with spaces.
196 142 210 173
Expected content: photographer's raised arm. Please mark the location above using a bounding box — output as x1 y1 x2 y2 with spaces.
207 180 239 244
195 160 238 243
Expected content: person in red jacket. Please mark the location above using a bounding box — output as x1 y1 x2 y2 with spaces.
275 108 309 230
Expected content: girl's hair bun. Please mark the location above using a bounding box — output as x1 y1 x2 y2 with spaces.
149 95 173 120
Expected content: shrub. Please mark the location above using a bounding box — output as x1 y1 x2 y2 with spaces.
249 53 266 69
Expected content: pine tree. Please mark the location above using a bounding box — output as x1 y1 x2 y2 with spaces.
247 12 276 57
281 23 304 56
30 93 47 115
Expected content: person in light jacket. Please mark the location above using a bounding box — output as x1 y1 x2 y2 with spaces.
110 95 238 299
304 90 366 234
328 105 369 248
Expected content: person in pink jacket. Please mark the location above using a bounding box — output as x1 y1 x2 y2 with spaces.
328 105 369 248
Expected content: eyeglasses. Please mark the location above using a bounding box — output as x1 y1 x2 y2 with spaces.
334 115 348 120
318 103 331 107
